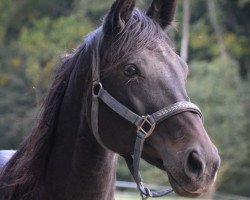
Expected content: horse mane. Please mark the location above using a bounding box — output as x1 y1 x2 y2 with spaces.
0 39 92 199
0 8 170 200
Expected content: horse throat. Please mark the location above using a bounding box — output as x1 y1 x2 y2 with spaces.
44 124 117 200
44 63 117 200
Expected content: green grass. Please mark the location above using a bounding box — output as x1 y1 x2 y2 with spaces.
115 192 198 200
115 191 247 200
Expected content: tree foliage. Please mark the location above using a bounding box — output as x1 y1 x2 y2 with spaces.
188 57 248 168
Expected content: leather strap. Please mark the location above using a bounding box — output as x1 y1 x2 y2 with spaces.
123 133 173 199
96 83 144 127
91 46 110 150
151 101 203 124
95 82 203 127
94 84 203 127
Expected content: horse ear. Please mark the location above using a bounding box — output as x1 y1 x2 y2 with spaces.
146 0 177 29
103 0 135 34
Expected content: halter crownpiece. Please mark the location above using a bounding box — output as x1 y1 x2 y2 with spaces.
91 46 203 200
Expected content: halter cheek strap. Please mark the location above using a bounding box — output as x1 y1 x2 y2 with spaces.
91 82 203 199
94 82 203 127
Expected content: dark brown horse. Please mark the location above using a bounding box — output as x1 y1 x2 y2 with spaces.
0 0 220 199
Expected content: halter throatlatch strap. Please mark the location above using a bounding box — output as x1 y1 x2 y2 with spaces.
91 47 110 150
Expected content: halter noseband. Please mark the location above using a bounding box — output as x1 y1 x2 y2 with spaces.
91 48 203 200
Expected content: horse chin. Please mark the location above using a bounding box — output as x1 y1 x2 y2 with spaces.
147 160 205 197
143 156 208 197
167 172 206 198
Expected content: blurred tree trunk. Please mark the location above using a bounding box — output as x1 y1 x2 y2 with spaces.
206 0 227 58
180 0 190 62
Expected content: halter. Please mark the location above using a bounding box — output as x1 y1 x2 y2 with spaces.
91 48 203 200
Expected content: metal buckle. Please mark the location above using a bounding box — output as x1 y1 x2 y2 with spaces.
93 82 103 97
137 115 155 138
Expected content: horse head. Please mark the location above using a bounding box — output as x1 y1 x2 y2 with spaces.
89 0 220 197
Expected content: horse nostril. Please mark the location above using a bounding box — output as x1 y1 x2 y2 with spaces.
185 151 204 179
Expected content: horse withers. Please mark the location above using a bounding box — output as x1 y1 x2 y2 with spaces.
0 0 220 200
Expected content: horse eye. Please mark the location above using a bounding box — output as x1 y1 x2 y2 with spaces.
123 65 139 77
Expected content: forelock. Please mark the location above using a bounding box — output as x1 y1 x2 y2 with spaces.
101 9 170 67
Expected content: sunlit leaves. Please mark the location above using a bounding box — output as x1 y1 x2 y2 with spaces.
19 15 93 91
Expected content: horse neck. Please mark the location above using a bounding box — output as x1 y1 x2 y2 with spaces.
44 59 117 200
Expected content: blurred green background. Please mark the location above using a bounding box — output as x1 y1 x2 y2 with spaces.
0 0 249 198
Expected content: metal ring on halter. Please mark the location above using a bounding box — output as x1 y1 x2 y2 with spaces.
93 82 103 97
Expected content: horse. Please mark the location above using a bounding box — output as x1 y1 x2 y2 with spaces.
0 0 220 199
